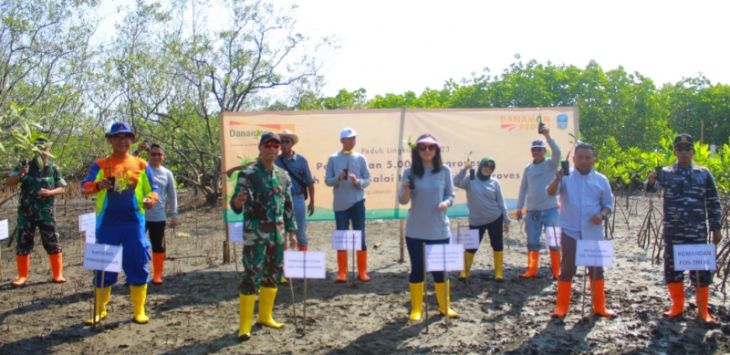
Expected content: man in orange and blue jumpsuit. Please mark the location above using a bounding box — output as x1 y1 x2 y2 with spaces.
81 121 159 325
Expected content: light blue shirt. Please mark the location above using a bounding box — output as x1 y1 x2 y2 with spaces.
453 168 510 226
324 151 371 211
147 165 178 222
399 166 455 240
517 136 561 211
556 168 613 240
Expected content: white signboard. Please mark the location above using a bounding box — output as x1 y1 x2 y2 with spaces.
228 222 244 244
78 212 96 232
0 219 8 241
545 226 561 248
331 230 362 251
575 240 614 268
674 244 716 271
283 251 326 279
84 229 96 244
83 244 123 273
450 228 480 250
425 244 464 272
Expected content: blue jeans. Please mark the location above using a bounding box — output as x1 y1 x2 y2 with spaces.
292 194 308 245
406 237 448 283
334 199 366 250
525 207 559 251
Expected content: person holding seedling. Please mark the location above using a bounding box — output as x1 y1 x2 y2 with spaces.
399 134 458 321
325 127 372 282
81 122 159 325
516 127 562 279
548 142 616 319
6 136 68 286
645 133 722 324
230 132 297 341
453 156 510 281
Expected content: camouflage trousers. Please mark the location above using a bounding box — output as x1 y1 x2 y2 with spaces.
664 228 711 286
15 211 62 255
240 240 284 295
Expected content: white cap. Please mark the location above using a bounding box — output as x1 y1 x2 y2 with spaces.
340 127 357 139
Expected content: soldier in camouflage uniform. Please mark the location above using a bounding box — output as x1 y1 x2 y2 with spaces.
646 133 722 323
230 132 297 341
5 137 67 286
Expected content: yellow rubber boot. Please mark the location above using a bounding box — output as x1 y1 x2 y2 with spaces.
459 252 475 280
85 287 112 325
434 281 458 318
130 284 149 324
257 287 284 329
238 294 256 341
664 282 684 318
591 279 617 318
493 250 504 281
696 286 717 324
408 282 424 321
551 280 572 318
12 254 30 287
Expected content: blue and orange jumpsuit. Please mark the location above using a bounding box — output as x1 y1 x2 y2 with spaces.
81 155 159 287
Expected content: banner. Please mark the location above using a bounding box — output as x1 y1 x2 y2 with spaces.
221 108 578 221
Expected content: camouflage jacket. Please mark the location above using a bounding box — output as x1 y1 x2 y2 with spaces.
229 158 296 246
11 159 67 215
648 163 722 232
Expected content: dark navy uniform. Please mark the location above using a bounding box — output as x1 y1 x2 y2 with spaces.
648 163 722 286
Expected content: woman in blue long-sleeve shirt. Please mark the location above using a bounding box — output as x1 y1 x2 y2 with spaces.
398 134 457 321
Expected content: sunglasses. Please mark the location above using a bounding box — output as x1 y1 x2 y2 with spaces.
483 164 495 169
263 143 281 149
280 139 292 144
675 145 693 152
531 148 545 152
418 144 437 151
150 152 163 157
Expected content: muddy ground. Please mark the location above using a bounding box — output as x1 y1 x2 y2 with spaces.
0 192 729 354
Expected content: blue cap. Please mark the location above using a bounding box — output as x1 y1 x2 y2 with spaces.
106 122 135 138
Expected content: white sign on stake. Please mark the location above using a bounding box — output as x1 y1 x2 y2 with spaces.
84 229 96 244
78 212 96 232
228 222 244 244
674 244 716 271
545 226 562 248
0 219 8 241
284 251 326 279
450 228 480 250
425 244 464 272
331 230 362 251
83 243 123 273
575 240 614 268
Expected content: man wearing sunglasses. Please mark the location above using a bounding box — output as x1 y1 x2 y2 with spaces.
145 144 178 284
325 127 372 282
275 130 315 251
81 121 159 325
230 132 297 340
646 133 722 324
516 128 562 279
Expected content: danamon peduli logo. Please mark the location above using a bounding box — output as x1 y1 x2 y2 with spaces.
228 120 296 138
499 114 553 131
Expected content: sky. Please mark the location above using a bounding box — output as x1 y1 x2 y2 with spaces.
96 0 730 98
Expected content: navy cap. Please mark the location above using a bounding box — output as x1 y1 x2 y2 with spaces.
106 122 135 138
259 132 281 145
673 133 694 147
